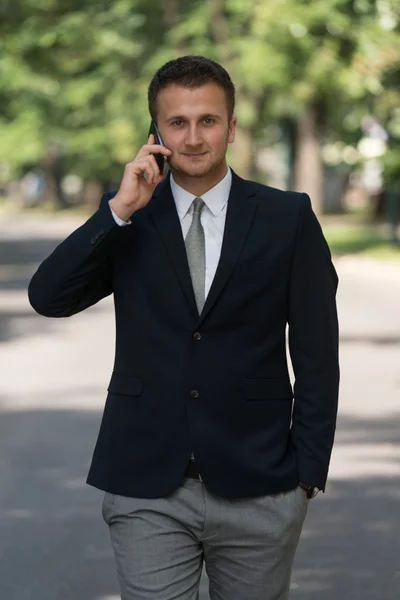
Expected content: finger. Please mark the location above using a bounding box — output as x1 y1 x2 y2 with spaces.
137 155 160 183
143 167 163 188
136 143 172 160
145 155 164 184
127 153 164 185
146 173 163 188
129 158 157 183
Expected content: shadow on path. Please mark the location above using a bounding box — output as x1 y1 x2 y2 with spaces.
0 235 110 345
1 404 399 600
292 413 400 600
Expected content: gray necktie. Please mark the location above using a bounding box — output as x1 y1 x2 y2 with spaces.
185 198 205 464
185 197 205 315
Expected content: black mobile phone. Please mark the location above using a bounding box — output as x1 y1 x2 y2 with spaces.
148 120 166 175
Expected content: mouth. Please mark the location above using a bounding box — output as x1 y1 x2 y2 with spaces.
182 152 208 158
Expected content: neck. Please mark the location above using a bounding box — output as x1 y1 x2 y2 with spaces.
170 163 228 197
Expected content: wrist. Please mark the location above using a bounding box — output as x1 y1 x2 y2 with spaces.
299 482 320 499
108 196 136 222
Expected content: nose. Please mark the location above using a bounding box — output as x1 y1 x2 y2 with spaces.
185 124 202 147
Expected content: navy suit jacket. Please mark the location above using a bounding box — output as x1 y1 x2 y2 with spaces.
28 171 339 499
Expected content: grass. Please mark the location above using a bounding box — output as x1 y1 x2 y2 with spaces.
0 197 93 219
322 223 400 260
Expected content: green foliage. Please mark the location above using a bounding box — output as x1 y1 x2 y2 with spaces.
0 0 399 186
323 223 400 258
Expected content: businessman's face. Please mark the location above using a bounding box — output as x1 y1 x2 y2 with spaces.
155 83 236 181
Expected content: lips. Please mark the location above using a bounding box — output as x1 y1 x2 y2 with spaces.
183 152 207 157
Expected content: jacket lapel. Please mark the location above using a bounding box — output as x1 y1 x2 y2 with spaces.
198 171 257 324
149 171 258 322
149 176 198 317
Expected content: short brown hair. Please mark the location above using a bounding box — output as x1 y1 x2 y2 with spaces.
148 55 235 121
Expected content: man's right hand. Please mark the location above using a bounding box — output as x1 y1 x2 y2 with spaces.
109 134 172 222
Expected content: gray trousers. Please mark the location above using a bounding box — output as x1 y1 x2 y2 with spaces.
102 477 308 600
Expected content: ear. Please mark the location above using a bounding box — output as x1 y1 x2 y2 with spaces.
228 117 237 144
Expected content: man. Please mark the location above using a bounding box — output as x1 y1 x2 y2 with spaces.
28 55 339 600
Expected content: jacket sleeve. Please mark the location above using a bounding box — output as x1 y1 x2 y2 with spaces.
288 193 340 491
28 193 119 317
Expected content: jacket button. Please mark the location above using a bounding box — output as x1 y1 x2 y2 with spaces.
190 389 200 398
193 332 202 341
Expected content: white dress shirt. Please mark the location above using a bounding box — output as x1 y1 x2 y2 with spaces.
111 167 232 299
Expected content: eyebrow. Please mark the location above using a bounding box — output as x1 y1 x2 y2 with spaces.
166 113 222 122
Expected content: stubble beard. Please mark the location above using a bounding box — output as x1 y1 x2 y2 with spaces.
169 131 230 180
176 157 224 179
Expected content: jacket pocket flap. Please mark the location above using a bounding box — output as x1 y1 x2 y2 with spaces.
244 379 293 401
107 375 144 396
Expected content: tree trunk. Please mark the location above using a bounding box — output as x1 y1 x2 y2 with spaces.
41 142 68 209
293 107 323 216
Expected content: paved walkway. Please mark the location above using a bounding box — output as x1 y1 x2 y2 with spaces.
0 214 399 600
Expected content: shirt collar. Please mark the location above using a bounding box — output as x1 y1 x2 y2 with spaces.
170 167 232 220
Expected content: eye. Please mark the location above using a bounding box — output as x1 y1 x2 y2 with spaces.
203 118 214 125
171 120 183 127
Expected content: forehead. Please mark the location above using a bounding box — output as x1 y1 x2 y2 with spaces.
156 83 228 119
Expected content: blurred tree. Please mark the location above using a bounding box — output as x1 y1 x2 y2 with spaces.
170 0 400 214
0 0 169 205
0 0 399 215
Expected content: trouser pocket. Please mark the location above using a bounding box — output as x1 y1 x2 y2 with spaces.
102 491 116 524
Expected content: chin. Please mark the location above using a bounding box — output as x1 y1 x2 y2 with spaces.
184 168 210 178
173 161 217 179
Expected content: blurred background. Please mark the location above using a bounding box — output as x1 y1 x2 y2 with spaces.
0 1 399 599
1 0 400 252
